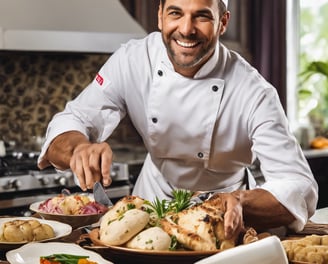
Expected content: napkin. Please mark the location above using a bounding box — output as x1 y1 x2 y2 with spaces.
194 236 288 264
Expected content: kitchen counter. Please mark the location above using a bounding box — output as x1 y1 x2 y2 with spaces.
303 148 328 158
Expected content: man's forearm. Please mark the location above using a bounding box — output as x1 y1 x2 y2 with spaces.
233 189 296 231
40 131 89 170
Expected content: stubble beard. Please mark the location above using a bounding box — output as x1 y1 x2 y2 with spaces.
166 41 207 69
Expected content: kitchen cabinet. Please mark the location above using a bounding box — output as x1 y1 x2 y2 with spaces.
0 0 146 53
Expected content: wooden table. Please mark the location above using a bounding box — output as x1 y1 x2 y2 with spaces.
1 221 327 263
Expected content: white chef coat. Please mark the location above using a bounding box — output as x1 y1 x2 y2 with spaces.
39 32 318 232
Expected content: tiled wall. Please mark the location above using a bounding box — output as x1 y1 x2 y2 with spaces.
0 52 143 152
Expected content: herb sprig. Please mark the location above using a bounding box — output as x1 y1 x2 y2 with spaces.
145 189 193 221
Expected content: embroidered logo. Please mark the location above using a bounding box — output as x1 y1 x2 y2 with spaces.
96 73 104 86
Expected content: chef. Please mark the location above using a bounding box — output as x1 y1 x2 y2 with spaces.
38 0 318 240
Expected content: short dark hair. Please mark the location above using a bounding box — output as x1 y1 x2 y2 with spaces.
160 0 227 17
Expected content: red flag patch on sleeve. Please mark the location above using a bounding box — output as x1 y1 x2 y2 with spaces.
96 73 104 86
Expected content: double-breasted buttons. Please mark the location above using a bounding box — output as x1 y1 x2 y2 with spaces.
197 152 204 158
157 70 163 76
212 85 219 92
152 117 158 123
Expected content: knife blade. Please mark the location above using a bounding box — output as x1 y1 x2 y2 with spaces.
93 181 113 207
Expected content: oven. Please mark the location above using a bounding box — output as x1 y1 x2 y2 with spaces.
0 151 144 216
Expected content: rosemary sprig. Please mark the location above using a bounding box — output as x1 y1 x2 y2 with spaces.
144 197 170 219
169 189 193 213
146 189 193 219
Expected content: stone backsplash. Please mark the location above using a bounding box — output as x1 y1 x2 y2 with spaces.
0 52 143 152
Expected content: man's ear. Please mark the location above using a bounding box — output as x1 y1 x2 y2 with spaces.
219 11 230 35
158 3 163 31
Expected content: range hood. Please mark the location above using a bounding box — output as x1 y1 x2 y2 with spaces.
0 0 147 53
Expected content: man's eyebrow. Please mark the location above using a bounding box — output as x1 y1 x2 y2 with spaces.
165 5 214 17
165 5 182 12
195 9 214 17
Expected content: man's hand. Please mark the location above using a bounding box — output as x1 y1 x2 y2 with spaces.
214 192 244 240
210 189 296 241
70 142 113 190
39 131 113 191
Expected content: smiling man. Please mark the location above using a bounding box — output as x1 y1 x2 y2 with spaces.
38 0 318 241
158 0 229 77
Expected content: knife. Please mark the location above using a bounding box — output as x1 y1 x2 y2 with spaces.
93 181 113 207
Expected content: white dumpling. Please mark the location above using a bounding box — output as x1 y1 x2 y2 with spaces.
126 226 171 251
100 209 149 246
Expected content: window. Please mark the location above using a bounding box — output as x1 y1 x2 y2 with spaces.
287 0 328 137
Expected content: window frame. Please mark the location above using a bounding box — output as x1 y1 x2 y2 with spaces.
286 0 300 128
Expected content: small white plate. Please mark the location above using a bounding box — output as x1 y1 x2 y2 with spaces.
6 242 113 264
0 217 72 250
310 207 328 224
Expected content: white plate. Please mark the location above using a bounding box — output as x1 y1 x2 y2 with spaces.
0 217 72 250
6 242 113 264
309 207 328 224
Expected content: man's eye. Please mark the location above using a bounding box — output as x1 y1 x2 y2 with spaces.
168 11 181 17
196 14 213 21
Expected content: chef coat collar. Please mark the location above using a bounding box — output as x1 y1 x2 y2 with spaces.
194 44 220 79
161 41 221 79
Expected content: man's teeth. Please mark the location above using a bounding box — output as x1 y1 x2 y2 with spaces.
176 40 198 48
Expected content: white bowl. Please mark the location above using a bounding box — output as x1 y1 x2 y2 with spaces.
194 236 288 264
29 198 108 229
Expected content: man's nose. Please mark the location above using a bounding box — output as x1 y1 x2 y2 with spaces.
179 16 196 36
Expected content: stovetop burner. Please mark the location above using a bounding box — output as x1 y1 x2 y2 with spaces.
0 151 40 176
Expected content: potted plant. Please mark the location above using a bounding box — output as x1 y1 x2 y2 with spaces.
298 60 328 136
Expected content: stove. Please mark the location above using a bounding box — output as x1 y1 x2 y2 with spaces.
0 151 143 216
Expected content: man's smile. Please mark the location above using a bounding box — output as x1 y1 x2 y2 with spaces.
176 39 200 48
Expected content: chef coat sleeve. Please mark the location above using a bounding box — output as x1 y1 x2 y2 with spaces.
38 47 128 165
248 87 318 232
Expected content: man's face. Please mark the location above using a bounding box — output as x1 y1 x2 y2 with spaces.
158 0 229 77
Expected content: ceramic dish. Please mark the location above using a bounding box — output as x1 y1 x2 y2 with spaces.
194 236 288 264
86 228 220 264
29 197 107 229
6 242 113 264
310 207 328 224
0 217 72 250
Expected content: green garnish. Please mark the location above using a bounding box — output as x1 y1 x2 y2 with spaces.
145 189 193 219
40 254 89 264
144 197 170 219
127 203 136 210
169 189 193 212
169 235 178 250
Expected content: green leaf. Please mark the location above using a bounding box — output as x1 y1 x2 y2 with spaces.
299 61 328 81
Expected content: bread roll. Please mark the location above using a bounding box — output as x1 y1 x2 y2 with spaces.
2 224 24 242
0 219 55 242
33 224 55 241
100 209 149 246
282 235 328 263
100 195 145 232
126 226 171 250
